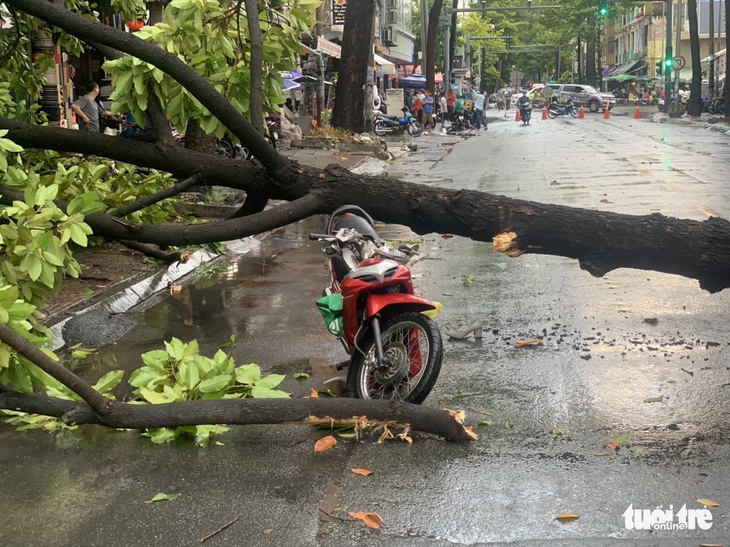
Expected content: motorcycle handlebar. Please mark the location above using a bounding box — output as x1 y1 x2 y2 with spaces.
309 233 332 240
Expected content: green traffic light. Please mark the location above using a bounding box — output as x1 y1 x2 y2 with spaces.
599 6 608 15
665 58 673 67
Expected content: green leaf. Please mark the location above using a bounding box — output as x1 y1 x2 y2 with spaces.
255 373 285 390
92 370 124 395
293 372 309 381
177 359 200 391
235 364 261 385
250 386 290 399
198 374 232 394
138 387 173 404
145 492 180 503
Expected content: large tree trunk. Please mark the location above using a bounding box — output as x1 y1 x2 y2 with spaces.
426 0 444 91
331 0 374 132
244 0 265 135
686 0 703 117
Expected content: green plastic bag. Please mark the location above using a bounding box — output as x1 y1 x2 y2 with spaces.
316 293 343 337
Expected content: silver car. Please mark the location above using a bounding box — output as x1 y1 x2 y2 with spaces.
542 84 616 113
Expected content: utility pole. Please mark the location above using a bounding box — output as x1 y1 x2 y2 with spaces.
664 0 672 113
420 0 429 75
673 0 682 114
709 0 715 97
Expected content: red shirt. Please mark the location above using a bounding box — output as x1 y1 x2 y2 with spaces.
446 92 456 107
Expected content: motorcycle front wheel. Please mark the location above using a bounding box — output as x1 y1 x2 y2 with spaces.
347 312 443 404
569 107 579 118
407 121 423 137
547 106 558 119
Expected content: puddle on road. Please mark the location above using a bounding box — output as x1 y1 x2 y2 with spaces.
72 217 346 399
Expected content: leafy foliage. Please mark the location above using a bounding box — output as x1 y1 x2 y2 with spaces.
103 0 318 136
129 336 289 445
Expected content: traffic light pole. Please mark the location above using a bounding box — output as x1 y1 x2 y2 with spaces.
664 0 672 111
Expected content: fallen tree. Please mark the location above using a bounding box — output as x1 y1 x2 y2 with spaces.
0 0 728 443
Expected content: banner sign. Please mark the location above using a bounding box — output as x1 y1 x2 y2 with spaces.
332 0 346 25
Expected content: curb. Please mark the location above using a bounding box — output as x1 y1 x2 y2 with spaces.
47 237 261 351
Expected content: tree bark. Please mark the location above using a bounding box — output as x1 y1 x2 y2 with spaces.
426 0 444 91
0 389 477 442
686 0 703 117
331 0 374 132
244 0 264 135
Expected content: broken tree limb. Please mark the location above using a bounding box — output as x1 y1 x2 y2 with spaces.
0 390 477 443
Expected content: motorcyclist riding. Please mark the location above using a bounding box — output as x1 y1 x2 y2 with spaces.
516 93 531 124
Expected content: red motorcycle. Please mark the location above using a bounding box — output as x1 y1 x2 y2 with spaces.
310 206 443 403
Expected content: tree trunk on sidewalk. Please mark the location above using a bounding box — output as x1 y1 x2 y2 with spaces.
425 0 444 91
331 0 375 132
686 0 703 117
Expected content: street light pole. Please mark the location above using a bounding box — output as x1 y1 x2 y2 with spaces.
664 0 672 112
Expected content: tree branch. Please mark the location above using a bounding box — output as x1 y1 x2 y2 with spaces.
0 389 477 442
109 174 202 218
117 240 184 263
0 324 111 415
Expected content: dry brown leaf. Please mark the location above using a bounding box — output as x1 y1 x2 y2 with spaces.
352 468 374 476
441 233 454 239
699 543 723 547
263 529 272 535
349 512 383 529
599 198 611 204
314 435 337 452
169 285 183 295
594 451 614 457
555 512 580 522
515 338 541 348
606 442 622 450
310 388 319 398
696 497 720 507
179 251 191 263
698 207 723 218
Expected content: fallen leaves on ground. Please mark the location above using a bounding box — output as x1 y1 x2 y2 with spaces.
594 451 614 457
554 512 580 523
515 339 541 348
145 492 180 503
696 497 720 507
606 433 629 450
352 468 373 476
310 388 319 398
441 234 454 239
349 512 383 529
644 393 665 403
314 435 337 452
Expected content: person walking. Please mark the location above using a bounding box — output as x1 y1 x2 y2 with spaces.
472 87 486 130
439 92 448 132
421 90 434 134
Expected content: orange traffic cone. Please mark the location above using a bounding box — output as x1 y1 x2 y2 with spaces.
579 106 585 119
634 105 641 119
515 109 521 122
542 107 548 120
603 106 610 119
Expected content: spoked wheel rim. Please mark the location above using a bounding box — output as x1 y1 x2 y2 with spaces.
357 320 430 401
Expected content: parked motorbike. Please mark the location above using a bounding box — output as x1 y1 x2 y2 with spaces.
707 97 726 115
657 95 688 114
310 205 443 403
546 98 579 119
373 107 423 137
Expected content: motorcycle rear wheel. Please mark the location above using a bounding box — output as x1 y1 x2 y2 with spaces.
347 312 443 404
407 121 423 137
374 120 389 136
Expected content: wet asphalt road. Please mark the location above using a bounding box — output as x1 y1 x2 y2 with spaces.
1 109 730 546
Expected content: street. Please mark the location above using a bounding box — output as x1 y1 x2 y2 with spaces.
1 113 729 546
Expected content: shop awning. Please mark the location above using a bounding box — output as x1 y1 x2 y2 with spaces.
701 48 726 63
299 42 318 56
374 54 397 75
611 60 640 76
316 36 341 59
